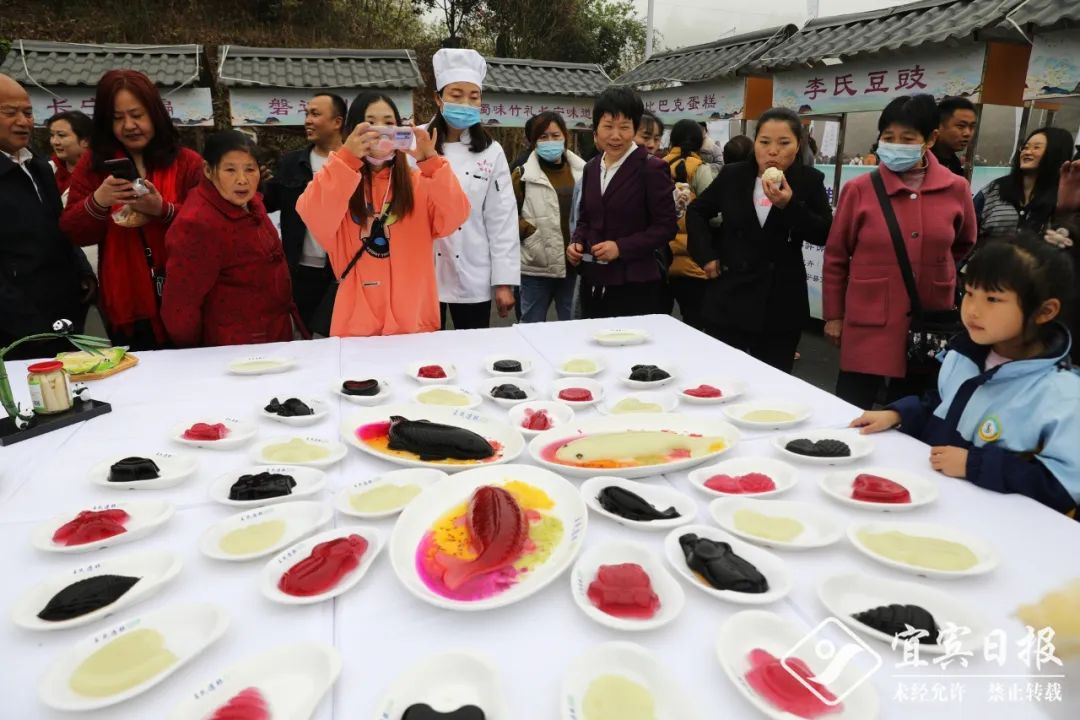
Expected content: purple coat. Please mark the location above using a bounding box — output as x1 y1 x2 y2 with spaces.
572 145 677 286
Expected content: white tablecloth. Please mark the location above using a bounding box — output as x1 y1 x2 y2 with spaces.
1 315 1076 719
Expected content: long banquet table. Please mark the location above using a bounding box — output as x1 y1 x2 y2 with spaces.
1 314 1077 719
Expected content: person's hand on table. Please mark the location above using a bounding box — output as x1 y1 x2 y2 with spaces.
703 260 720 279
850 409 901 434
825 318 843 347
566 242 584 266
494 285 515 318
930 445 968 478
592 240 620 262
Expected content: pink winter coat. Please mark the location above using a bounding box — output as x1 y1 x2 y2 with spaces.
823 152 976 378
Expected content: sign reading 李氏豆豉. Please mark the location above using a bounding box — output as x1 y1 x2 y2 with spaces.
27 87 213 126
229 88 414 126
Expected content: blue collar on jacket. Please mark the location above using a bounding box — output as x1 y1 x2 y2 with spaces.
947 322 1075 382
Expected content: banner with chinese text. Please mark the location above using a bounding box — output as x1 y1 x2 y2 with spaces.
1024 29 1080 100
28 87 213 126
479 94 596 129
642 78 744 122
230 88 414 126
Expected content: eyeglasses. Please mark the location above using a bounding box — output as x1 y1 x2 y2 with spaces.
0 106 34 120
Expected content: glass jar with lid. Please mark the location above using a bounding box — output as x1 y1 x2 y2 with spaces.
27 360 73 414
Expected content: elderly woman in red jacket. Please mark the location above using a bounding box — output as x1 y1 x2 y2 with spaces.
824 94 977 409
161 131 295 347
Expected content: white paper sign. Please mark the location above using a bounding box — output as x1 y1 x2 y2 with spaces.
230 88 414 126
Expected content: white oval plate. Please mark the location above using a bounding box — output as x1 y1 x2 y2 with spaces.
663 524 791 604
709 497 844 550
373 651 510 720
389 464 587 611
556 355 606 377
335 467 448 519
569 541 685 631
249 435 348 468
11 549 182 632
412 384 483 410
687 456 798 499
89 450 197 491
773 429 874 466
199 501 332 562
168 642 340 720
818 572 991 655
406 361 458 385
507 401 575 437
722 399 812 430
260 525 383 605
580 476 697 531
848 520 999 579
208 465 326 508
333 376 392 406
31 500 175 554
562 641 701 720
528 412 739 480
38 603 229 712
716 610 880 720
341 404 525 472
593 328 650 346
619 361 678 389
820 466 939 511
550 377 605 408
600 391 679 415
259 396 329 427
677 377 745 405
476 379 541 408
483 355 533 376
170 416 258 450
227 355 295 375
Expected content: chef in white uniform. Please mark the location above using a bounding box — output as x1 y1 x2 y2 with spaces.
430 48 520 329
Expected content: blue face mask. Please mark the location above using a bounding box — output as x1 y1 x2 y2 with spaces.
441 102 481 130
877 141 925 172
535 140 565 162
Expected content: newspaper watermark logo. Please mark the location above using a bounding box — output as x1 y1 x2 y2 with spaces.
782 617 883 706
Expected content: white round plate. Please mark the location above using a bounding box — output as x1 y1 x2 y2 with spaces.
335 467 448 519
333 376 392 406
476 378 541 408
561 641 701 720
677 377 745 405
373 651 510 720
580 476 697 531
550 377 605 408
208 465 326 508
259 396 330 427
528 412 739 480
341 404 525 472
260 525 383 605
227 355 295 375
406 361 458 385
170 416 258 450
412 384 483 410
569 541 685 632
709 497 844 550
847 520 999 579
199 501 332 562
168 643 341 720
722 399 812 430
249 435 348 468
619 361 678 389
773 429 874 466
716 610 880 720
663 524 791 604
687 456 798 499
820 466 939 511
11 549 182 632
483 355 533 376
31 500 175 554
507 401 575 437
89 450 197 491
818 572 991 654
593 328 650 346
556 355 606 377
38 603 229 712
389 464 587 611
600 391 679 415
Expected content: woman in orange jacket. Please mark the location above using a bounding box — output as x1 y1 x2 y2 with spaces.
296 92 471 337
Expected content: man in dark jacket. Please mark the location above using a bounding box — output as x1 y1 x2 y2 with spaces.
262 92 345 332
0 74 94 359
932 96 977 177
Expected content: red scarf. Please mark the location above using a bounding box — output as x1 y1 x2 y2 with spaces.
50 155 74 194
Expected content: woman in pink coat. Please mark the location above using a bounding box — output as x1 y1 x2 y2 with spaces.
824 94 976 409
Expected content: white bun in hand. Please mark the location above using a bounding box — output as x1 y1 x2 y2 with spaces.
762 167 785 185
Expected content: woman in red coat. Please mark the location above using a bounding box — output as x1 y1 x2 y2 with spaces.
824 94 976 409
161 131 295 348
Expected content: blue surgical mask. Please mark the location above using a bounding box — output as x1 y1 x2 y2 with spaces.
441 102 481 130
535 140 565 162
877 141 925 172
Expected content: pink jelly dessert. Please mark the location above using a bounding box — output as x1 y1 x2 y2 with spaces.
439 486 528 590
852 474 911 504
522 409 553 431
278 534 369 597
52 509 131 546
745 648 842 718
684 384 723 399
705 472 776 494
209 687 270 720
558 388 593 402
418 365 447 379
183 422 229 441
586 563 661 619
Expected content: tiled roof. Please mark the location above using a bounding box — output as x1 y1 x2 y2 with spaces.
614 25 798 87
0 40 201 87
1008 0 1080 28
217 46 422 89
482 57 610 96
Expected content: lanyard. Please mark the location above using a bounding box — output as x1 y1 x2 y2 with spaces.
341 171 394 280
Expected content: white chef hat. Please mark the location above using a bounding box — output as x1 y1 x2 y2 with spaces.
433 48 487 91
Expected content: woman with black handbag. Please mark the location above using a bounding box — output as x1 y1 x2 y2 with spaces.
823 94 977 409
